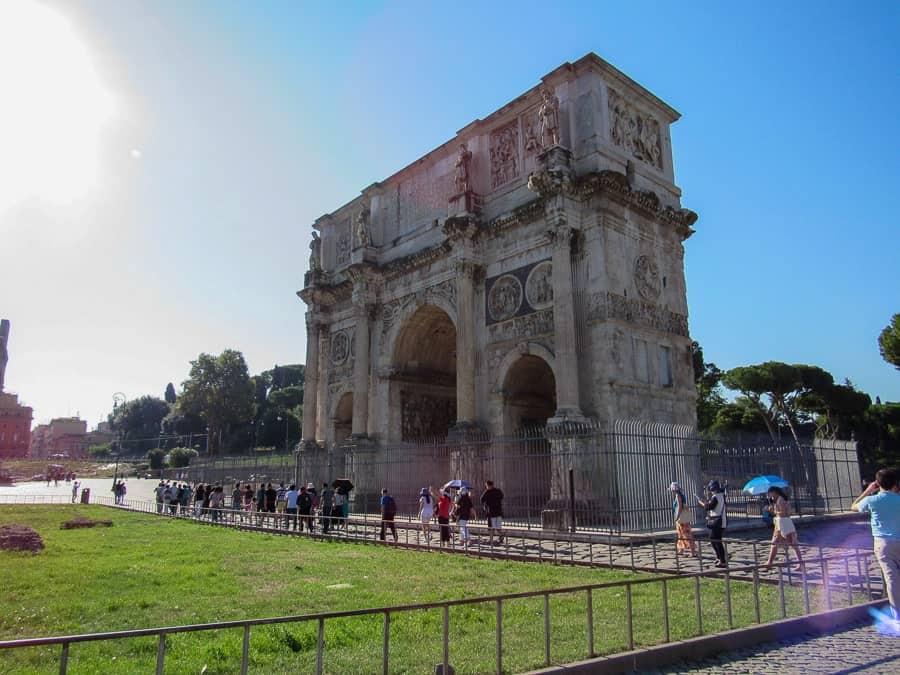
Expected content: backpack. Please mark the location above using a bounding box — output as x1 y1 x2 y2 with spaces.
383 495 397 517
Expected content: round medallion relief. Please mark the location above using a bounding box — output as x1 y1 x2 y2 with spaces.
488 274 523 322
525 261 553 310
331 331 350 365
633 255 661 301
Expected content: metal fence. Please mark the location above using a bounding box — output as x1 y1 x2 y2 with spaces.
175 421 861 534
0 547 879 675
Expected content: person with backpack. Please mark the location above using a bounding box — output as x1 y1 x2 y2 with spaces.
698 480 728 567
380 488 398 542
275 482 288 527
298 485 313 532
320 482 334 533
454 487 477 546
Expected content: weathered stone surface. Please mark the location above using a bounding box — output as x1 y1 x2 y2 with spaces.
0 524 44 552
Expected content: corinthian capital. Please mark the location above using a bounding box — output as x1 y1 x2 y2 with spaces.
546 225 576 251
453 260 484 282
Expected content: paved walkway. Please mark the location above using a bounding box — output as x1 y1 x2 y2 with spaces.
640 621 900 673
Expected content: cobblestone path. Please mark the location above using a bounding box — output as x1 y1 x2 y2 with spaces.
639 621 900 673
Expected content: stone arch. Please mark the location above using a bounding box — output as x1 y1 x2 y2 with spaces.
494 343 558 433
390 303 457 441
331 390 354 444
379 292 458 368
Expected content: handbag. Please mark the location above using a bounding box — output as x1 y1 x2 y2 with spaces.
705 515 722 529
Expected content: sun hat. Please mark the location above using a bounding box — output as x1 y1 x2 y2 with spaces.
459 487 469 495
669 481 680 491
420 487 429 495
707 480 721 492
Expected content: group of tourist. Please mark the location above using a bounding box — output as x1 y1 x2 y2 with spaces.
670 478 804 569
382 480 505 547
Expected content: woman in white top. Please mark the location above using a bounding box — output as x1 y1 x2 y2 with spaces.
418 487 435 541
765 486 804 567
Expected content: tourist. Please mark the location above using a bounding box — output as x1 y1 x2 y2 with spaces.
455 487 476 546
202 483 213 518
242 484 253 519
698 480 728 568
332 487 346 530
255 483 266 524
231 482 242 522
180 483 191 513
71 480 80 504
670 481 696 557
418 487 435 541
307 483 319 524
275 482 288 525
209 485 224 523
437 490 453 546
764 487 804 568
481 480 505 544
285 484 299 530
155 481 166 514
320 482 334 533
264 482 277 521
379 488 398 542
852 468 900 619
298 485 313 532
194 483 205 518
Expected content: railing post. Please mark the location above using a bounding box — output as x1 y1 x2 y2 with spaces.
241 624 251 675
625 584 634 650
59 642 69 675
844 556 852 605
543 593 551 666
442 605 450 674
694 575 702 635
495 599 503 674
662 579 670 643
752 568 761 623
778 565 787 618
382 611 390 675
586 588 594 657
824 558 833 610
725 570 733 628
317 617 325 675
156 631 166 675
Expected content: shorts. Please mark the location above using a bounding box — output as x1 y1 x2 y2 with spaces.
421 510 433 523
276 502 286 513
488 516 503 529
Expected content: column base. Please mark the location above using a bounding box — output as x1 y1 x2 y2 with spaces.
547 409 591 430
448 420 484 442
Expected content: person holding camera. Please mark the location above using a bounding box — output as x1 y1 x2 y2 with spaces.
697 480 727 567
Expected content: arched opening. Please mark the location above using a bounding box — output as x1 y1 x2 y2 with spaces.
333 392 353 443
392 304 457 441
504 354 557 432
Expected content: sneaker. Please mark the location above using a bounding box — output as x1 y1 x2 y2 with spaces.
714 561 727 568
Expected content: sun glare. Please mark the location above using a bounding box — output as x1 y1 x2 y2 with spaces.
0 1 115 213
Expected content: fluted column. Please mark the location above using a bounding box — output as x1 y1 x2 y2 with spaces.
351 303 372 437
316 328 329 442
301 314 320 443
454 261 480 424
548 225 583 417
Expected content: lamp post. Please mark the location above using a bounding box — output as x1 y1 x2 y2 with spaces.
277 415 289 454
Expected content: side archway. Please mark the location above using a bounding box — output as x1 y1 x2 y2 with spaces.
494 343 558 432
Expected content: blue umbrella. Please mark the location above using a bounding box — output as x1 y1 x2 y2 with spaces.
742 475 790 496
442 479 472 490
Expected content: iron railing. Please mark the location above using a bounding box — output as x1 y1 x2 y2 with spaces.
0 549 878 675
172 423 861 534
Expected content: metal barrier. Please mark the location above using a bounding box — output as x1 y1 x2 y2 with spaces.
0 549 878 674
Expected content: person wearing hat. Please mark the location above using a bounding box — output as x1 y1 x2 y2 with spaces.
670 481 696 557
697 480 728 567
418 487 435 542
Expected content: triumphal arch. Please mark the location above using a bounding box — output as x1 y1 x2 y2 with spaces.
298 53 698 507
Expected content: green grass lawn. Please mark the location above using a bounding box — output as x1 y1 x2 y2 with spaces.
0 506 857 674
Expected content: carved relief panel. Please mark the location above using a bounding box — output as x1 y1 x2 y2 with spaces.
608 88 663 170
490 121 520 189
633 255 661 301
485 259 552 326
401 392 456 441
328 328 355 383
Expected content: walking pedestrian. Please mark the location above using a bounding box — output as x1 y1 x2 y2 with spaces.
379 488 398 542
255 483 266 525
275 482 288 526
418 487 435 541
194 483 205 518
698 480 728 567
764 486 804 568
265 483 277 521
852 468 900 620
71 480 80 504
231 482 243 522
670 481 696 557
298 485 313 532
455 487 476 546
320 482 334 533
481 480 505 544
437 489 453 546
285 484 299 531
332 488 347 530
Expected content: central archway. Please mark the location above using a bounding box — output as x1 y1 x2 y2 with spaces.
392 304 457 441
503 354 557 432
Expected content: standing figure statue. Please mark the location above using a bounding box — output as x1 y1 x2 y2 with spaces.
309 232 322 272
538 87 560 149
354 209 370 249
0 319 9 393
454 142 472 194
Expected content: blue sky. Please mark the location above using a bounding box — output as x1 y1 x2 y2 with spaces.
1 0 898 427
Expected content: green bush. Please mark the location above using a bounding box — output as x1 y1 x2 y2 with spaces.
146 448 166 470
88 443 112 459
167 447 199 468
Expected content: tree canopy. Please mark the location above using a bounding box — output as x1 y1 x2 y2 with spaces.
164 382 177 404
177 350 254 454
879 313 900 371
108 396 170 455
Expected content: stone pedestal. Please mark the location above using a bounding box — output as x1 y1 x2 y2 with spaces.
448 190 482 217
